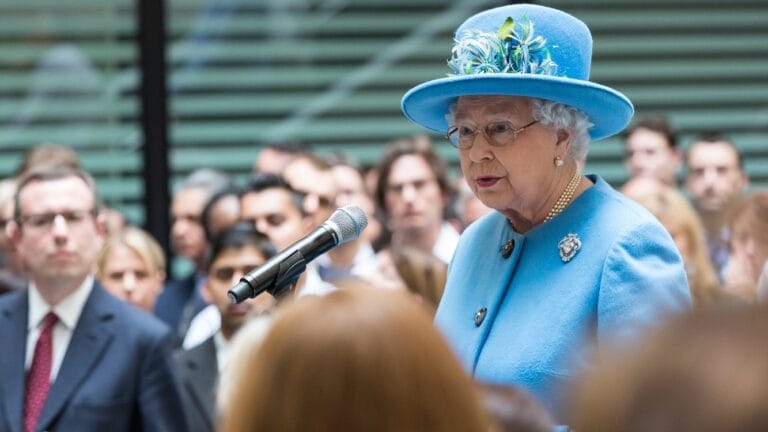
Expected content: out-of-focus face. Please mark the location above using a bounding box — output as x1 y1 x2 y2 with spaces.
171 187 209 262
254 148 293 175
204 245 272 339
11 176 105 291
384 155 446 235
207 195 241 240
685 142 747 214
240 188 307 251
624 127 680 185
283 159 337 226
99 244 164 312
730 210 768 285
454 95 562 218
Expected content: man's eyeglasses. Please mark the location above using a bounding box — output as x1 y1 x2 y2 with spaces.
446 120 538 149
18 209 96 231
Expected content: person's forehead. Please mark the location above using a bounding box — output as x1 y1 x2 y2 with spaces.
387 155 436 185
242 188 301 216
18 176 94 211
104 244 148 270
292 168 337 197
455 95 531 119
172 187 209 213
626 128 670 150
210 246 266 268
688 142 739 166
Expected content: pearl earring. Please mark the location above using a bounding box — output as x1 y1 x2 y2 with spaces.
554 156 564 167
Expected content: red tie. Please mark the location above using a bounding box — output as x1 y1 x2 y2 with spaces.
24 312 57 432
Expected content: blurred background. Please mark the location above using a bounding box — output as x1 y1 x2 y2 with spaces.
0 0 766 228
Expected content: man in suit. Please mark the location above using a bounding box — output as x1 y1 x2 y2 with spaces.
155 168 233 342
0 165 188 432
175 224 275 432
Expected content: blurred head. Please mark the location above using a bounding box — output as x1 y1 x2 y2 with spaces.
630 183 721 307
201 186 242 244
623 117 681 185
253 140 308 175
240 173 310 251
685 133 747 215
729 192 768 289
219 288 490 432
8 165 106 299
375 136 452 236
477 382 555 432
570 305 768 431
373 246 447 314
97 226 166 312
170 169 233 267
328 159 380 245
15 143 80 177
203 223 276 340
282 154 337 226
449 96 591 221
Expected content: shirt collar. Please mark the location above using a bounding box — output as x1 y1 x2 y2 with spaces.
28 275 95 331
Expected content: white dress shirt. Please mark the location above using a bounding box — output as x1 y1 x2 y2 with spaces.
26 275 94 382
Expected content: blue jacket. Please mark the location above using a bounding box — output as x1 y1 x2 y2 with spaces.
435 175 691 420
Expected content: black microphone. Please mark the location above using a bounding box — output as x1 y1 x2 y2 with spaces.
228 205 368 303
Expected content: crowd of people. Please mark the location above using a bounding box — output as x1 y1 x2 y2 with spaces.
0 3 766 432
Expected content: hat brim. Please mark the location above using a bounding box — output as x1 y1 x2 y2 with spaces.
401 74 634 141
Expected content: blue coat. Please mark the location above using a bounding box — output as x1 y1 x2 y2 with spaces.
0 282 189 432
435 175 691 419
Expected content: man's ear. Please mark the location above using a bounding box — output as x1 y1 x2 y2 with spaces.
201 279 213 303
7 219 21 249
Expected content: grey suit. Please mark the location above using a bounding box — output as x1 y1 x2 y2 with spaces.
0 283 189 432
175 336 218 432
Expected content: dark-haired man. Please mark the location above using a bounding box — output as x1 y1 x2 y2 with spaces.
685 133 749 275
0 166 187 431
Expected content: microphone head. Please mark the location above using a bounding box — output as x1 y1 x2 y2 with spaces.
327 205 368 244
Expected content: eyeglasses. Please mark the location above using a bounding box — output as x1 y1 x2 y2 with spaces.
18 209 96 231
446 120 538 149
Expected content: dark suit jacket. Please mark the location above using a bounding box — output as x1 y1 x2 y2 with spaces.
174 336 218 432
0 282 190 432
155 273 207 342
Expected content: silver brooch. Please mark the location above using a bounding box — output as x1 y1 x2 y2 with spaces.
558 233 581 262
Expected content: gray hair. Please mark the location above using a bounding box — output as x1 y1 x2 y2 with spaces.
529 98 592 164
175 168 234 196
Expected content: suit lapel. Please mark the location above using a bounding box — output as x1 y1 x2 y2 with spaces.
36 284 116 431
181 337 218 429
0 291 30 432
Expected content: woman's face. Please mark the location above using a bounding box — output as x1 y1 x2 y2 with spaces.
100 244 164 312
454 96 565 219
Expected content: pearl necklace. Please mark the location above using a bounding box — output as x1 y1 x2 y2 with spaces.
544 171 581 223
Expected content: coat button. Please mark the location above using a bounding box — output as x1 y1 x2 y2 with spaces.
474 307 487 327
501 240 515 258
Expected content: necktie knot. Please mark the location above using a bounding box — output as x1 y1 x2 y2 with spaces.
42 312 57 331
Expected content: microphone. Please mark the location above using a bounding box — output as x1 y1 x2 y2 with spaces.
228 205 368 303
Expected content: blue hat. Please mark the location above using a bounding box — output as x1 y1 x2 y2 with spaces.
401 4 633 141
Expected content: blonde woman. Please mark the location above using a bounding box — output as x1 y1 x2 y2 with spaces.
97 226 166 312
631 182 723 307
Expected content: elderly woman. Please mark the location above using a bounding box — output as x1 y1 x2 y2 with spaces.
401 4 691 419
